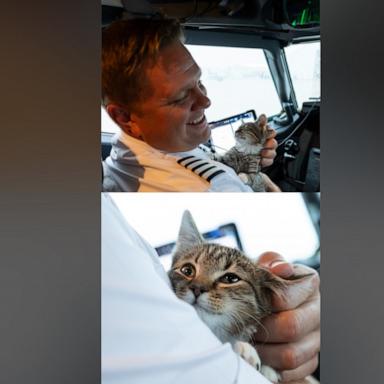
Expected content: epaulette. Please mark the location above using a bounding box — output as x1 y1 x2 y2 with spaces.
177 156 225 182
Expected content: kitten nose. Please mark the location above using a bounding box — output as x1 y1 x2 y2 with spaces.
191 285 206 298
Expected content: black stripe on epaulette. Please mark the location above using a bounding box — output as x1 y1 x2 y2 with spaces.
191 162 209 172
177 156 195 164
199 166 216 177
206 170 225 182
184 158 202 167
177 156 226 183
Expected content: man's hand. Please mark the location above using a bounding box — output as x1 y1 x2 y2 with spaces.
260 173 281 192
261 129 277 168
254 252 320 383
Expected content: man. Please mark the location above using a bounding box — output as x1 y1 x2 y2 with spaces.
102 18 280 192
102 194 320 383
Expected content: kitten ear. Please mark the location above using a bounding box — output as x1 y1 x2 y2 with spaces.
257 113 274 139
256 267 287 295
254 266 315 315
252 267 287 314
174 210 204 255
256 114 267 127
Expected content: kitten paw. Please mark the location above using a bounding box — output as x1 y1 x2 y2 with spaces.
233 341 261 371
260 365 281 383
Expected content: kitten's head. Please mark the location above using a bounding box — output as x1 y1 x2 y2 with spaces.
234 114 274 148
168 210 285 342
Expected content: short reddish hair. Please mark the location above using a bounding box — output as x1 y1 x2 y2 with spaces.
102 18 184 112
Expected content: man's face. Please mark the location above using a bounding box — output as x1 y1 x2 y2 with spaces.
128 41 212 152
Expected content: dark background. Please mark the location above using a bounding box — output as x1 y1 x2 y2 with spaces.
1 1 383 383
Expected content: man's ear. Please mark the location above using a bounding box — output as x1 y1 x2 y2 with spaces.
106 104 143 139
106 104 130 126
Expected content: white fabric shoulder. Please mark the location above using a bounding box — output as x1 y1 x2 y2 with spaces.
102 133 252 192
103 133 209 192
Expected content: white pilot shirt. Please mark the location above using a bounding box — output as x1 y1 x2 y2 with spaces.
102 194 272 384
102 131 253 192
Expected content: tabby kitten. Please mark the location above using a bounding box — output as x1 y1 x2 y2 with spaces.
168 211 285 383
215 114 274 192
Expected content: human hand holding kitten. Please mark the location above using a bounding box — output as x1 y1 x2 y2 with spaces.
253 252 320 383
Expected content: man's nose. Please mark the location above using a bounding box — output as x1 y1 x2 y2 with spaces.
192 90 211 110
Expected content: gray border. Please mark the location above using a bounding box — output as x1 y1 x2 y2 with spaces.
0 2 100 383
1 0 384 383
321 0 384 382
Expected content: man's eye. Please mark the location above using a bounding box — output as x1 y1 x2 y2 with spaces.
219 273 240 284
180 263 195 277
172 93 189 104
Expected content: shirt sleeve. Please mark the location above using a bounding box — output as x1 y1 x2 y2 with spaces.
101 194 272 384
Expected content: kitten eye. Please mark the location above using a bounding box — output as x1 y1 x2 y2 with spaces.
180 263 195 278
219 273 241 284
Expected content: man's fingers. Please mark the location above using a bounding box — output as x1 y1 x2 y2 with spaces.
257 252 294 278
255 253 320 383
279 354 319 383
282 376 320 384
261 134 277 168
260 157 274 168
266 129 277 140
261 173 281 192
261 146 277 158
262 135 277 150
255 330 320 370
260 148 277 167
253 298 320 342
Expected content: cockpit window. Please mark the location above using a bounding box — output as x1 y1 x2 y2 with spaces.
186 44 282 121
284 41 320 109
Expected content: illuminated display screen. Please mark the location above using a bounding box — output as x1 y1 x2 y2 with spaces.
208 110 257 155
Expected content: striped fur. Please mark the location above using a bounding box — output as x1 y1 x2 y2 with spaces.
215 114 274 192
168 211 285 344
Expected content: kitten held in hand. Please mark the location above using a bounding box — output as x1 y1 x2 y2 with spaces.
168 211 284 383
216 114 274 192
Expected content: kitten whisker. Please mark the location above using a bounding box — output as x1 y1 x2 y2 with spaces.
227 312 246 338
233 307 270 342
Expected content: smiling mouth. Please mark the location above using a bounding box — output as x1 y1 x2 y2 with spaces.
187 115 205 125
